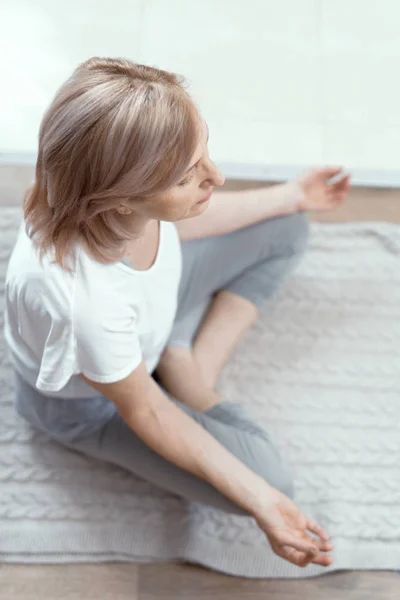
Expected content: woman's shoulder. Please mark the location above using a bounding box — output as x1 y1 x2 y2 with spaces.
6 223 70 293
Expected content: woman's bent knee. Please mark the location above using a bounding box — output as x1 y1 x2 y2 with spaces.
208 404 297 501
281 211 310 257
250 211 309 271
272 466 295 499
261 457 295 499
248 435 295 499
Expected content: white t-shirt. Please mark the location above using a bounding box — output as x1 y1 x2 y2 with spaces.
4 220 182 398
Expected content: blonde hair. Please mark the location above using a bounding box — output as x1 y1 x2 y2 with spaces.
24 57 201 269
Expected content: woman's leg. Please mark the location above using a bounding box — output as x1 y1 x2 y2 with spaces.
15 369 294 514
193 291 259 389
63 395 294 515
158 212 309 388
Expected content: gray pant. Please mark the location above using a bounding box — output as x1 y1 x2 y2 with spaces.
15 213 309 515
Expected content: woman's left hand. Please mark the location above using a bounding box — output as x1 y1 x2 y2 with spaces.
295 167 351 212
256 488 334 568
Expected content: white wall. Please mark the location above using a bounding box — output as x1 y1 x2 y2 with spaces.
1 0 399 184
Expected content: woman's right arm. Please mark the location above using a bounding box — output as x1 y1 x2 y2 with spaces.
81 362 333 568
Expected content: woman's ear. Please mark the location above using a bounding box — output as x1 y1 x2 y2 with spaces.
117 205 132 215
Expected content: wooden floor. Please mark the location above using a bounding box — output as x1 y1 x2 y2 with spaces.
0 166 399 598
0 564 399 600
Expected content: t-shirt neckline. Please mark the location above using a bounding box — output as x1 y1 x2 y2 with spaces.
116 220 163 276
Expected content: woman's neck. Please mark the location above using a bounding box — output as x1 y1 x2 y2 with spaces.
122 219 161 271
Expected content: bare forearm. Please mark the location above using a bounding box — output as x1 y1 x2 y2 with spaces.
127 391 271 517
81 364 272 523
177 181 303 241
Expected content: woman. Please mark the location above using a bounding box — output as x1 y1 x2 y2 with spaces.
5 57 350 568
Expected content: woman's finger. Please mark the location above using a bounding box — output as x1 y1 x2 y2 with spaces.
284 547 316 568
306 519 331 541
281 543 333 568
343 173 351 187
311 553 334 567
316 540 334 552
320 166 344 181
330 174 351 192
277 534 319 556
305 536 333 553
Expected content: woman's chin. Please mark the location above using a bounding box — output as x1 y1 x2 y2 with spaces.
176 199 210 221
194 199 210 212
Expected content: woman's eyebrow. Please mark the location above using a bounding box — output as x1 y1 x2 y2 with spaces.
184 124 209 175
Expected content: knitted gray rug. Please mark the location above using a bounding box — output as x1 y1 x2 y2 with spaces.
1 207 399 578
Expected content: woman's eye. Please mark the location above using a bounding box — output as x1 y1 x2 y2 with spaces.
178 175 194 187
178 164 197 187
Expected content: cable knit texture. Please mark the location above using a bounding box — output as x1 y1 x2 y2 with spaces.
1 207 399 578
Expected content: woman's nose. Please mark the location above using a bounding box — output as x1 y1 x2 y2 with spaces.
210 163 225 187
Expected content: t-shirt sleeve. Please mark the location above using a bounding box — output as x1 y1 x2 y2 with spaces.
74 301 143 384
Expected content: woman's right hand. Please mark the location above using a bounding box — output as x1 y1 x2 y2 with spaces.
255 489 334 568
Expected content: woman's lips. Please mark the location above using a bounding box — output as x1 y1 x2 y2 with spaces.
197 190 213 204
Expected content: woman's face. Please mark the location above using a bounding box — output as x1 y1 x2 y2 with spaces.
133 120 225 222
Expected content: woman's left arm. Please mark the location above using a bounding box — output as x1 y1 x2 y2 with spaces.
176 167 351 242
